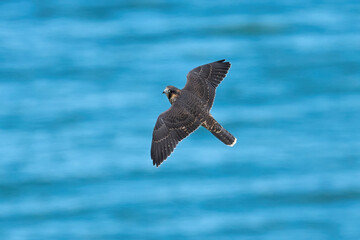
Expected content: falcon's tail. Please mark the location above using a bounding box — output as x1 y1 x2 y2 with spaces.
211 127 237 147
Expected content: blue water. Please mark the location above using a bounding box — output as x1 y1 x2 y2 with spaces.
1 0 360 239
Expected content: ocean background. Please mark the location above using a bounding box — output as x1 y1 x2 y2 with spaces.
1 0 360 239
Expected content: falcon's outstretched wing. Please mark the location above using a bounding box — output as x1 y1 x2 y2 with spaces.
151 103 201 167
184 59 231 111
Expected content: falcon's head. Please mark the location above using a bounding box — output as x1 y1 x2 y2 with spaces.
163 86 181 104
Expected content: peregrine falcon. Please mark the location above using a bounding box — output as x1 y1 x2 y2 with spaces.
151 59 236 167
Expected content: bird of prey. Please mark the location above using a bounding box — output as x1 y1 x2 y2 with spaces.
151 59 236 167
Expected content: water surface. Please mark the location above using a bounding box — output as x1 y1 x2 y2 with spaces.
0 0 360 239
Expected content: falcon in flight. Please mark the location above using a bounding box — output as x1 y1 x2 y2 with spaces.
151 60 236 167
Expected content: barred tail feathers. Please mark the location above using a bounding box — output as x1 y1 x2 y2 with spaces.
211 127 237 146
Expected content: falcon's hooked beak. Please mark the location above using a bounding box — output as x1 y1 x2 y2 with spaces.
163 88 169 94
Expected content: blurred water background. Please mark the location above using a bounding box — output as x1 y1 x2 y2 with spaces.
1 0 360 239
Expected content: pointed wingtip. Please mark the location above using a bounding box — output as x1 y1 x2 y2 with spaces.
152 158 163 167
216 59 231 67
229 137 237 147
152 160 160 167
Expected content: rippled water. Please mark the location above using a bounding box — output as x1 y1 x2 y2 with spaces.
1 0 360 239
